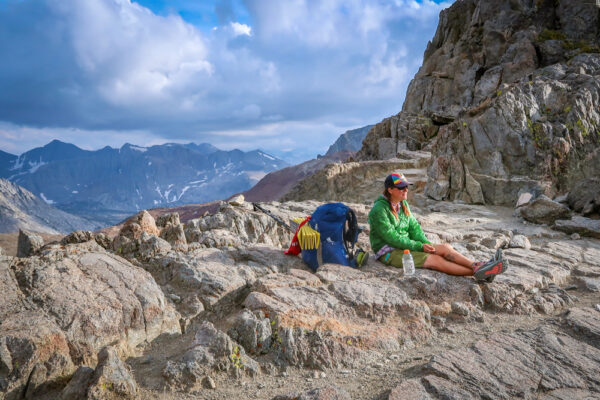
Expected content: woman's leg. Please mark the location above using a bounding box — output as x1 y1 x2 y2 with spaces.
433 243 475 268
423 254 474 276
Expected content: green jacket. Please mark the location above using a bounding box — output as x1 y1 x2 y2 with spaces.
368 195 431 253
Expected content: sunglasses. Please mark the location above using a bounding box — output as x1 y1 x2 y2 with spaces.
393 186 408 191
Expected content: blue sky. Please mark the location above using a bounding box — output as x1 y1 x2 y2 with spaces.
0 0 453 163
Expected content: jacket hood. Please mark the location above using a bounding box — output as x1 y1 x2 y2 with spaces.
374 195 389 206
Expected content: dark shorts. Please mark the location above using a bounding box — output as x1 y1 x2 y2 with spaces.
378 249 430 268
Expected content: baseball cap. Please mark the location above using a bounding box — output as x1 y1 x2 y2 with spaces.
384 172 413 189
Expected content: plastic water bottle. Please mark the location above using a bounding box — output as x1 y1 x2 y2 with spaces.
402 249 415 276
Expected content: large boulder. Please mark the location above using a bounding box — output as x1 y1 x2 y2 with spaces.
17 229 44 257
567 178 600 216
0 243 180 399
183 203 293 249
518 195 571 225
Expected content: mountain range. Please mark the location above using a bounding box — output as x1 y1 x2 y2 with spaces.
0 140 287 225
0 124 373 231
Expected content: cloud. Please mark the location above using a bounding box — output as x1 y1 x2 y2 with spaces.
0 122 159 154
0 0 453 161
230 21 251 36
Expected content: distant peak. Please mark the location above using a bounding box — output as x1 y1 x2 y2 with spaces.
45 139 77 148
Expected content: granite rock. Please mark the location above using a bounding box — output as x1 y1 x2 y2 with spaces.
519 195 571 225
17 229 44 257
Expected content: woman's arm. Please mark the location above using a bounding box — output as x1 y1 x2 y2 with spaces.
405 201 431 245
407 214 431 245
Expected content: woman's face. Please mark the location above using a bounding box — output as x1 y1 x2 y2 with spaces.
388 186 408 203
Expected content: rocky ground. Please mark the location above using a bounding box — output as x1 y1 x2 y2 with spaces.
2 186 599 399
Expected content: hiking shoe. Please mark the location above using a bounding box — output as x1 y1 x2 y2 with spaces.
356 251 369 268
474 249 507 282
484 248 506 282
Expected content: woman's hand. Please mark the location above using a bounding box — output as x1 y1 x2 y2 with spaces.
423 243 436 254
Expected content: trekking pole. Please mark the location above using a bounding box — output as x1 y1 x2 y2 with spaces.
252 202 295 233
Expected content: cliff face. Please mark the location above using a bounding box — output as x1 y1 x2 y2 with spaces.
356 0 600 205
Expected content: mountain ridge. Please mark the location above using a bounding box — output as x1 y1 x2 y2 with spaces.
325 125 374 156
1 140 287 225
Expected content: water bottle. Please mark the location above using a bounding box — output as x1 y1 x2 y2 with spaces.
402 249 415 276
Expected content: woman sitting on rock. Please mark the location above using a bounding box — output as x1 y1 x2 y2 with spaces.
368 172 506 281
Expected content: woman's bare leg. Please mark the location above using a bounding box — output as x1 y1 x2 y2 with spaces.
423 254 474 276
433 243 475 268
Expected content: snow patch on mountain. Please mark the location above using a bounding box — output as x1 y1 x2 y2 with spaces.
40 193 55 205
259 151 276 161
10 156 24 171
28 159 47 173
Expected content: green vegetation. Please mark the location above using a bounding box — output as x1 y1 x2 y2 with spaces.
231 345 244 369
538 29 566 42
537 28 600 55
526 117 549 149
563 105 572 114
576 119 589 137
562 40 600 54
496 90 502 97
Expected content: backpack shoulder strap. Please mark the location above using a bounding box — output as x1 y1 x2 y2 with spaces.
343 208 361 255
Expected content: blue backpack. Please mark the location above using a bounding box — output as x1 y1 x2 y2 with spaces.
302 202 361 272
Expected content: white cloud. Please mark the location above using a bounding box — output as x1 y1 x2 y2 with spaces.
65 0 213 106
0 0 454 161
230 21 252 36
0 122 159 155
